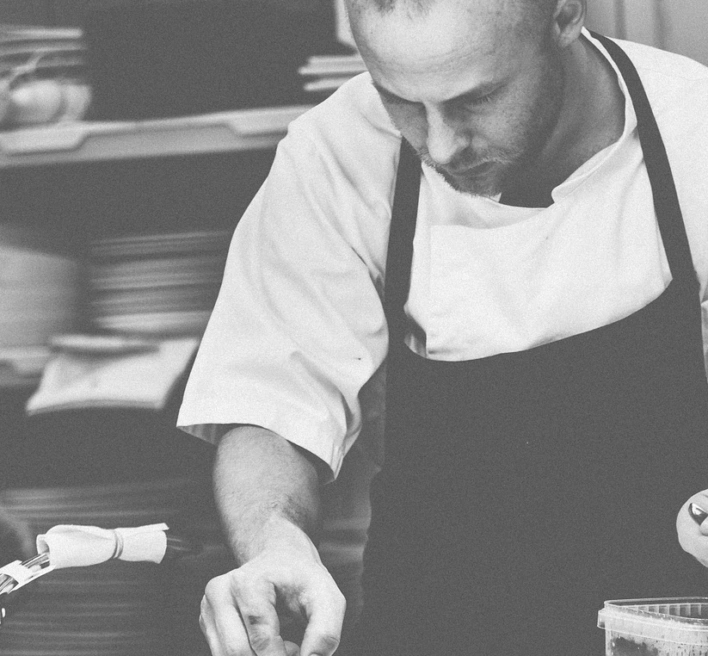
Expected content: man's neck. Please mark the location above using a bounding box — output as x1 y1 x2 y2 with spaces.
501 33 625 208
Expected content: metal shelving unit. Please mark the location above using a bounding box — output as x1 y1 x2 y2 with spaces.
0 105 311 168
0 104 311 388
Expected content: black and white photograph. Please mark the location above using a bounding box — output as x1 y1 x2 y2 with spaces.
2 1 708 655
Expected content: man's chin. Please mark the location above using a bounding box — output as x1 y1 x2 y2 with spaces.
418 151 509 198
438 168 503 198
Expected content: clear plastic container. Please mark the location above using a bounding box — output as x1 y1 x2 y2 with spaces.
598 598 708 656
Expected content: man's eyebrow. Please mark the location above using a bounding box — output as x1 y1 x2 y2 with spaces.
371 79 501 104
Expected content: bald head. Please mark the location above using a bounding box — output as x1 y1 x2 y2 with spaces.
347 0 559 45
349 0 555 13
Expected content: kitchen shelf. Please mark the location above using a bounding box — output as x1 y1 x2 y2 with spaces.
0 347 50 390
0 104 312 168
0 370 40 389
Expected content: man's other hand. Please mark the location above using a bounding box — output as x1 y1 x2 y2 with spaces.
199 546 345 656
677 491 708 567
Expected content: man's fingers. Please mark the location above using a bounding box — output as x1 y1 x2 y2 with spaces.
284 641 300 656
299 584 346 656
201 578 246 656
690 494 708 535
198 560 346 656
678 496 708 567
201 573 287 656
231 572 291 656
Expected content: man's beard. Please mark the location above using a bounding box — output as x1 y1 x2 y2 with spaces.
417 51 566 198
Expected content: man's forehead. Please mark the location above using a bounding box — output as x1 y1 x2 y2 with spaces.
347 0 534 22
353 0 529 105
349 0 534 49
351 0 523 64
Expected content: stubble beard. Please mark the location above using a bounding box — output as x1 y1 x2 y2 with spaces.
418 50 566 199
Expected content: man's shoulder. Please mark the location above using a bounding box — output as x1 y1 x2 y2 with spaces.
617 37 708 106
287 72 401 154
617 36 708 80
613 38 708 273
275 73 403 203
614 36 708 141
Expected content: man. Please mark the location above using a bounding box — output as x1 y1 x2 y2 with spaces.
178 0 708 653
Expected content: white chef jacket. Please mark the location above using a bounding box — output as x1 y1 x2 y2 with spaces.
178 31 708 480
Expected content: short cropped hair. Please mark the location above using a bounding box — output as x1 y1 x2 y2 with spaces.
346 0 558 43
348 0 555 16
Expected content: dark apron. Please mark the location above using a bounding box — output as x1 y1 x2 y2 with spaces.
352 34 708 656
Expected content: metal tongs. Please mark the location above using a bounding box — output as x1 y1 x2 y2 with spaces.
0 531 201 626
0 551 51 628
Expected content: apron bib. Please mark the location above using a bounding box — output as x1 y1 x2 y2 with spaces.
352 34 708 656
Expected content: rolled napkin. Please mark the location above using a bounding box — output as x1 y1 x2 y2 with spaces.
36 523 169 569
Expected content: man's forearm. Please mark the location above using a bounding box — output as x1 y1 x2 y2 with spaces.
214 425 324 565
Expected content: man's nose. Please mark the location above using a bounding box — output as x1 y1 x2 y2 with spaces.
425 109 468 166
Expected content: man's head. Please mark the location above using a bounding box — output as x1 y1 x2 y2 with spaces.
348 0 586 197
348 0 558 36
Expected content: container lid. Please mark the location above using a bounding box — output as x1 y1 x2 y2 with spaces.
598 598 708 645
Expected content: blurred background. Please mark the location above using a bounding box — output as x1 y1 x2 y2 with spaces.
587 0 708 64
0 1 705 655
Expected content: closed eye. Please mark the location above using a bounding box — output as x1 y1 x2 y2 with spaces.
466 92 494 106
453 87 500 109
372 79 501 111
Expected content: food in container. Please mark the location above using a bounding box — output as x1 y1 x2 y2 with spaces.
598 598 708 656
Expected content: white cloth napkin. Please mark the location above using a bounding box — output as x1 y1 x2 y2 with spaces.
25 337 198 415
36 523 169 569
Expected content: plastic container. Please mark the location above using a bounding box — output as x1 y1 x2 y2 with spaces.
598 598 708 656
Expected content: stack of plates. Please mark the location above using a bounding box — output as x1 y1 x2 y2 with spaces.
0 478 190 532
88 231 231 337
0 226 80 349
298 53 367 95
0 25 86 79
0 478 195 656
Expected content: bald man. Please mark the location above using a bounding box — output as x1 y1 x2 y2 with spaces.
183 0 708 654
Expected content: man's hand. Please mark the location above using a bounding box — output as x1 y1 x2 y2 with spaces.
200 542 345 656
677 491 708 567
202 426 346 656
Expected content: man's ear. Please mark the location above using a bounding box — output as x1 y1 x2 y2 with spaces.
551 0 586 48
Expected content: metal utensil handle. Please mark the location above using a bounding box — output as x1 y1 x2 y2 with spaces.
0 532 202 630
164 533 202 560
0 553 51 596
0 532 200 597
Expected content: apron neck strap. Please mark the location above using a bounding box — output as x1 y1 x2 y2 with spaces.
590 31 696 289
384 138 421 344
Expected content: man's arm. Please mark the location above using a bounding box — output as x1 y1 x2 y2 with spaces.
199 425 346 656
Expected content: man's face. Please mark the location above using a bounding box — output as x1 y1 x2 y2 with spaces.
352 0 566 197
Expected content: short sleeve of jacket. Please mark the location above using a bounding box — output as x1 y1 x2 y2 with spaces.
177 81 400 479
